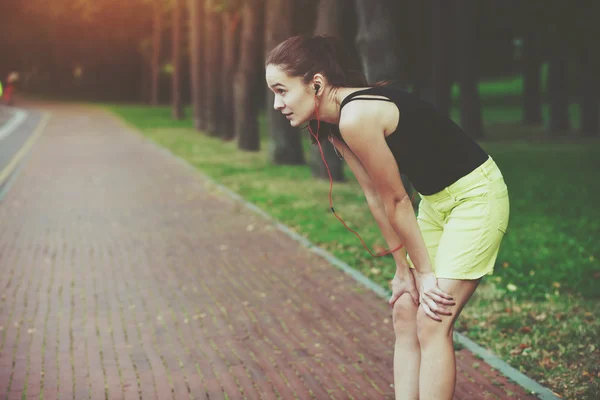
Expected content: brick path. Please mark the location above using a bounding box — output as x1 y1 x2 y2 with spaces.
0 108 13 127
0 102 538 399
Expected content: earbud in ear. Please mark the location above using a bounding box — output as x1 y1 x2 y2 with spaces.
314 84 320 94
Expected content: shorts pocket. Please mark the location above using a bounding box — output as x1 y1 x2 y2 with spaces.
493 179 509 199
497 193 510 233
488 177 510 232
454 178 490 203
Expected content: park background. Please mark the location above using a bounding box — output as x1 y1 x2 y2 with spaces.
1 0 598 398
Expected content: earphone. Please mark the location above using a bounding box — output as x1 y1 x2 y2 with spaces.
307 93 406 258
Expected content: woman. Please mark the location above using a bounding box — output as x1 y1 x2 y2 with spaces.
265 35 510 400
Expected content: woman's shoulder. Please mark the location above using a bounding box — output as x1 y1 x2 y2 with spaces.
339 83 424 111
338 88 399 134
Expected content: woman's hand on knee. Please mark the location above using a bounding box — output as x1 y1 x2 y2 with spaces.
388 271 419 308
416 272 455 321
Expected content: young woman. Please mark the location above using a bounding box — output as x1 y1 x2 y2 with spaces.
265 35 510 400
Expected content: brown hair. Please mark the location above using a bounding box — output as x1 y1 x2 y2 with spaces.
266 34 368 89
266 35 386 144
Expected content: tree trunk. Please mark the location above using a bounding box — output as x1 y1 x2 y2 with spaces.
354 0 407 85
431 0 455 115
199 0 209 130
548 39 570 135
235 0 263 151
521 30 543 125
355 0 415 195
140 55 150 103
204 0 222 135
305 0 350 182
455 0 484 139
188 0 204 130
51 19 63 93
409 0 428 98
292 0 319 35
314 0 345 37
221 9 239 140
264 0 306 165
578 51 599 136
171 0 184 119
151 0 162 106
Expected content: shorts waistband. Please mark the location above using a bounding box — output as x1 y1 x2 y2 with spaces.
421 156 501 203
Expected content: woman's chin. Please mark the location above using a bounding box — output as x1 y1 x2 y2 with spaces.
289 117 308 128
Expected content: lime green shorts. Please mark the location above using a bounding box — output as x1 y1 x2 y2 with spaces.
407 156 510 280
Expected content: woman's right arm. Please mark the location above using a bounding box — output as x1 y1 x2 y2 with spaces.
329 136 410 272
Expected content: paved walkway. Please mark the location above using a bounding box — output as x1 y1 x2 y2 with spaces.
0 102 538 399
0 108 13 128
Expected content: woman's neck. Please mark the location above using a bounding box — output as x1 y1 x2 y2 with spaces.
316 86 371 125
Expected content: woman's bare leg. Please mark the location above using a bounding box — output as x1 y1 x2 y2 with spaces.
416 278 480 400
392 274 420 400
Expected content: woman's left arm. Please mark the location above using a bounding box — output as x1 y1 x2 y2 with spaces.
338 109 433 276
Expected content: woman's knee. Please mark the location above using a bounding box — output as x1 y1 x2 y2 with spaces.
392 294 418 336
416 306 454 347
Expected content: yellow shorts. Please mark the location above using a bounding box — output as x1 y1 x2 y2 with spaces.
407 156 510 280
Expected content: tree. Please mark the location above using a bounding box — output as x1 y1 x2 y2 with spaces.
171 0 184 119
577 53 599 136
139 38 153 102
572 5 600 137
547 39 570 135
151 0 164 105
355 0 415 195
521 30 543 125
6 0 154 101
188 0 204 129
403 0 429 98
354 0 408 85
220 2 241 140
235 0 264 151
204 0 223 135
18 0 102 94
308 0 352 182
455 0 484 139
431 0 455 115
264 0 306 165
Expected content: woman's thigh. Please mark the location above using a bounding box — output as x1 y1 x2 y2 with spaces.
408 199 444 271
416 277 480 334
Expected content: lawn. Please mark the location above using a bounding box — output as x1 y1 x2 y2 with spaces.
104 75 599 399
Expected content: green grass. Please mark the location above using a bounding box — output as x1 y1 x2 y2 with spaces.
449 65 583 129
452 63 549 100
103 80 600 399
481 141 599 299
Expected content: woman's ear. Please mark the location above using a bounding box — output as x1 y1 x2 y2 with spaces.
312 73 325 93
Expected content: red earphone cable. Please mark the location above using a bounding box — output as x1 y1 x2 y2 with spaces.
307 99 406 258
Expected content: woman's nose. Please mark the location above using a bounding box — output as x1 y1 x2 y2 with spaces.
273 96 284 110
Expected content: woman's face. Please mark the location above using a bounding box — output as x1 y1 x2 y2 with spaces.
266 64 315 128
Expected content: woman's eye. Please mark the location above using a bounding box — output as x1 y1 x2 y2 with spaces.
278 89 286 95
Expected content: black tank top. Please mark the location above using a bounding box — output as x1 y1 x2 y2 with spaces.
339 85 489 196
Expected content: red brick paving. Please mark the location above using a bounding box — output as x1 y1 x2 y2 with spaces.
0 102 538 399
